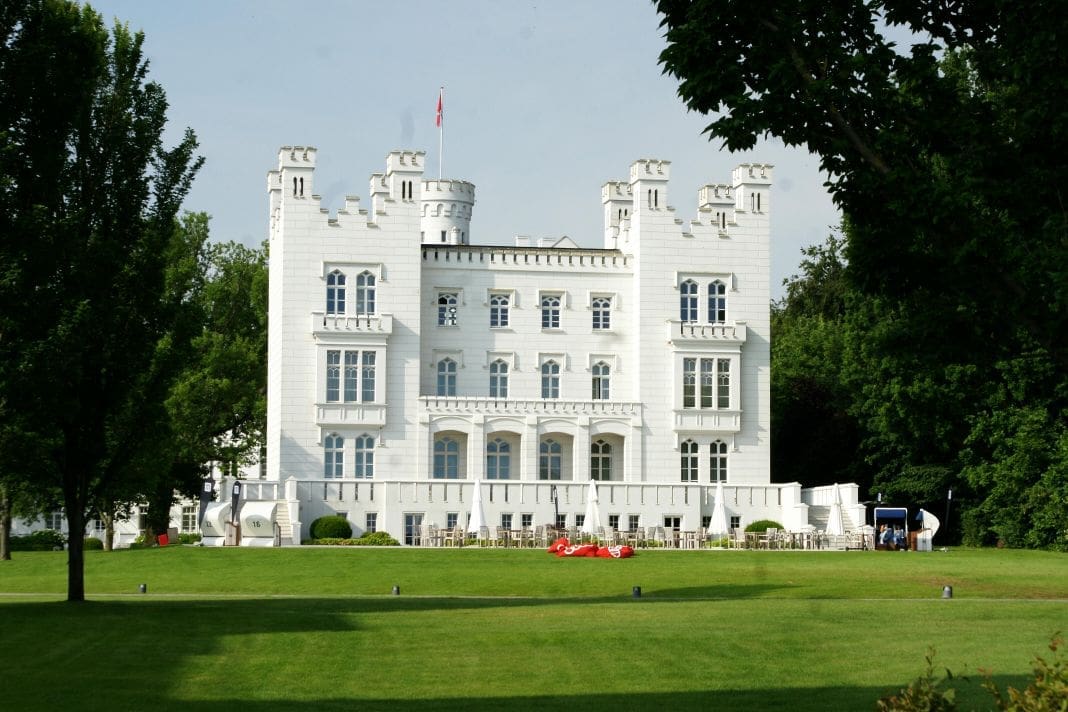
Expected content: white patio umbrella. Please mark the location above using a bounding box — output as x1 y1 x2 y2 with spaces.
826 482 846 536
466 477 486 535
581 479 602 536
708 479 729 537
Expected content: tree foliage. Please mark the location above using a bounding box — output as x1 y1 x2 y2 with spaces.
0 0 202 595
658 0 1068 548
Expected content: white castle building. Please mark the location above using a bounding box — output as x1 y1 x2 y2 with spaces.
250 146 863 545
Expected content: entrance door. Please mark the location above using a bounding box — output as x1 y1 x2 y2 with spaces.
404 513 424 546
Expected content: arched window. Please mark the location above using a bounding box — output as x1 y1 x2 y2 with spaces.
591 361 610 400
437 358 457 396
438 293 458 326
541 294 561 329
539 438 562 480
680 439 698 482
591 440 612 481
680 280 698 322
541 360 560 399
592 297 611 330
355 271 375 315
324 433 344 479
326 271 346 315
708 280 727 324
489 359 509 398
489 294 510 328
710 440 727 483
486 438 511 479
433 437 459 479
355 434 374 479
326 350 341 403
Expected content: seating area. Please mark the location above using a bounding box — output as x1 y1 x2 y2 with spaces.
411 524 874 550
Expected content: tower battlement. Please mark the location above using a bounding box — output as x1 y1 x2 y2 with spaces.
698 184 734 207
278 145 317 168
732 163 773 186
386 150 425 175
601 180 632 202
629 158 671 183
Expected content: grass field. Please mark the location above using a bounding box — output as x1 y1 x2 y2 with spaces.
1 547 1065 711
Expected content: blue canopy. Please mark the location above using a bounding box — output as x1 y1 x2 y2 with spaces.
874 507 908 521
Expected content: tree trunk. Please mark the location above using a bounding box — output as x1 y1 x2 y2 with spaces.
102 509 114 552
64 477 87 602
1 483 11 561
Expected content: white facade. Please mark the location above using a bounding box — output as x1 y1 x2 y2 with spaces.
264 147 863 544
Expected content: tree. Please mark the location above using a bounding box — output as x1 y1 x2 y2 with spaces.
771 231 864 490
657 0 1068 547
0 1 201 596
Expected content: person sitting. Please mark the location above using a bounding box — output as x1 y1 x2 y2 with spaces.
879 524 894 550
894 527 907 550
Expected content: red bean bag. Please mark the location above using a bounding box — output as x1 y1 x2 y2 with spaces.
547 537 570 554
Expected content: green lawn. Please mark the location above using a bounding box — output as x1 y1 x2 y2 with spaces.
2 547 1065 711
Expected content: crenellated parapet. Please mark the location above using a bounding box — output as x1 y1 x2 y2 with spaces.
421 178 476 245
733 163 774 214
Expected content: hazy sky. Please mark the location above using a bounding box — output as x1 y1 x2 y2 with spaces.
88 0 840 298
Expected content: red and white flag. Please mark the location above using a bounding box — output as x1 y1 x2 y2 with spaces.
435 88 443 127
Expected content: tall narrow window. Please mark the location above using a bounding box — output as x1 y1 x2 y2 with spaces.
356 271 376 315
361 351 376 402
541 360 560 399
539 439 562 480
591 440 612 480
541 295 561 329
708 280 727 323
700 358 715 408
438 293 458 326
680 280 698 322
717 359 731 408
592 361 610 400
326 350 341 402
592 297 611 330
680 440 698 482
710 440 728 482
486 438 511 479
355 434 374 478
326 271 346 315
489 359 509 398
437 358 457 396
344 351 359 402
324 433 344 478
490 294 510 328
682 358 696 408
433 437 459 479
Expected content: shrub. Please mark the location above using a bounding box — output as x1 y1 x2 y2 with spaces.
9 530 67 551
983 635 1066 711
178 533 202 544
83 537 104 550
876 649 959 711
303 531 400 546
359 531 399 546
744 519 783 533
310 515 352 540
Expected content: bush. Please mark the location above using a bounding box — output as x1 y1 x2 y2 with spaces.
744 519 783 533
303 531 400 546
879 637 1066 711
83 537 104 550
310 515 352 540
178 533 202 544
983 635 1066 711
359 531 400 546
9 530 67 551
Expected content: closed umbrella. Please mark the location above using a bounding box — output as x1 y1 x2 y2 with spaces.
467 477 486 535
826 483 845 536
709 480 729 537
581 479 602 536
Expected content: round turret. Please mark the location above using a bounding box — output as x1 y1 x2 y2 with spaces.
421 179 475 244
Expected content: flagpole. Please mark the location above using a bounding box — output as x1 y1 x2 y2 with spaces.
437 87 444 179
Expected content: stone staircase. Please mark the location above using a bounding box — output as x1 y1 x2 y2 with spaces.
274 502 293 545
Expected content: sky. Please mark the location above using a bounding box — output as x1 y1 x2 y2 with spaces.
87 0 840 298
